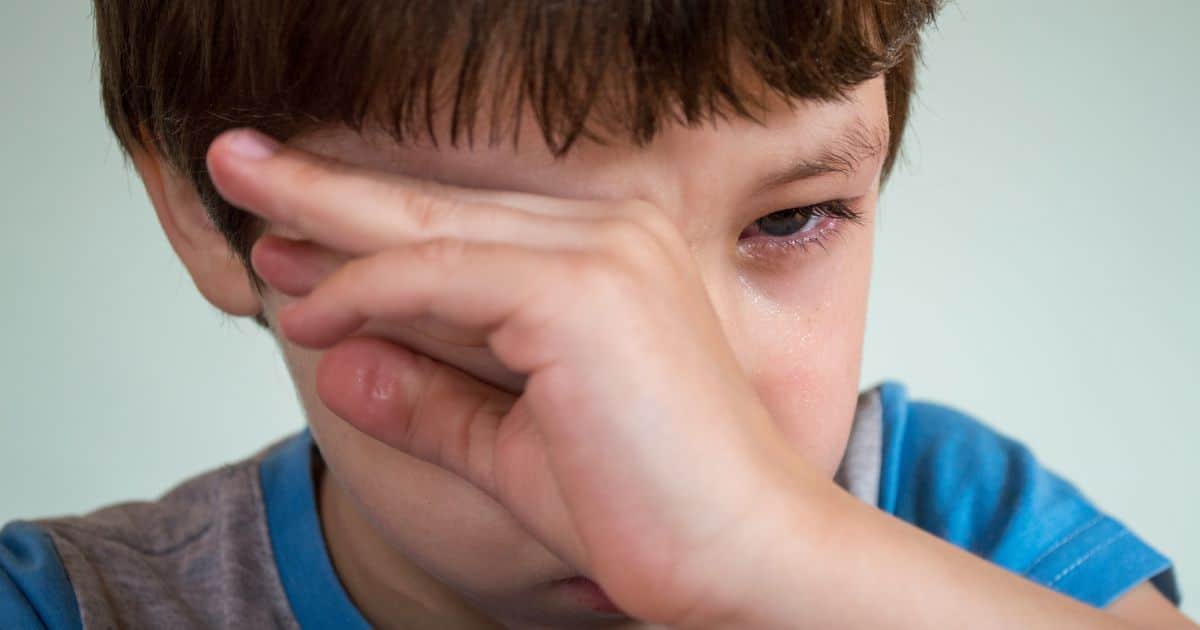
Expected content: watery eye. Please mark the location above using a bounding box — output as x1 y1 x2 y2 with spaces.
750 207 821 238
736 200 864 264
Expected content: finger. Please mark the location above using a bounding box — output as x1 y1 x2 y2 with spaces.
316 335 508 492
250 234 348 297
353 318 528 395
206 128 596 256
252 235 532 391
316 335 589 569
277 240 572 358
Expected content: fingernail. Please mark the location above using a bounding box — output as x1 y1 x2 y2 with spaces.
225 129 280 160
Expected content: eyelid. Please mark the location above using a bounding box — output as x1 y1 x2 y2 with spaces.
736 199 864 267
805 199 864 223
743 199 864 237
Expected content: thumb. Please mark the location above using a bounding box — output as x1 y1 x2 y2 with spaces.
314 335 591 571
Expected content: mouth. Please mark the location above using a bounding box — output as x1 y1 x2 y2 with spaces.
551 575 628 617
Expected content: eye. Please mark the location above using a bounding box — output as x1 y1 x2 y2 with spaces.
751 207 824 237
737 200 864 263
740 200 862 240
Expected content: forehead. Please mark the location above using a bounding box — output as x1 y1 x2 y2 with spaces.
291 76 888 201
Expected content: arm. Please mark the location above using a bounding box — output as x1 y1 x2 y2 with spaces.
713 480 1194 629
1110 584 1193 630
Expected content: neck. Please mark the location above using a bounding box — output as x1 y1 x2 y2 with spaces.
314 449 503 629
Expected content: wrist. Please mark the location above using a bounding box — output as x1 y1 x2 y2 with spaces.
674 452 847 629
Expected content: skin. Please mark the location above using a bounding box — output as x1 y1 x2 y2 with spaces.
131 75 1194 628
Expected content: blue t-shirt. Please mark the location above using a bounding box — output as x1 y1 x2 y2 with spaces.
0 381 1181 627
874 382 1178 606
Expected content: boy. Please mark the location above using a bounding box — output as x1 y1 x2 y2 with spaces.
1 1 1191 628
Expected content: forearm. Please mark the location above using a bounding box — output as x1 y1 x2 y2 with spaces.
715 475 1136 630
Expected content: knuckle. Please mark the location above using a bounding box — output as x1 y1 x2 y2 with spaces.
400 182 459 235
602 200 689 262
617 197 659 220
566 251 638 300
402 188 443 233
596 216 645 249
620 199 669 233
596 216 662 272
628 203 685 247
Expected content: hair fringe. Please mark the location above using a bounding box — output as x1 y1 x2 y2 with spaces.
92 0 943 328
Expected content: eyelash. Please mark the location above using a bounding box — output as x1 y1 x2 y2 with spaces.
737 200 864 263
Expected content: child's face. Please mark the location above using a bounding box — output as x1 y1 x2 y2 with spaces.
264 75 886 625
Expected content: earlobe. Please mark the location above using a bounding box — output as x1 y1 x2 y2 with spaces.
130 130 262 318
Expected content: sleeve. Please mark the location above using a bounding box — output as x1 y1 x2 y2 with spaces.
875 381 1181 608
0 521 83 630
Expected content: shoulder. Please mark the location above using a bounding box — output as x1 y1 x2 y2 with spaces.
874 380 1048 522
1 521 81 629
870 380 1180 608
3 433 303 629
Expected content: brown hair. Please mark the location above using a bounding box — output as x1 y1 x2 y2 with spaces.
91 1 942 327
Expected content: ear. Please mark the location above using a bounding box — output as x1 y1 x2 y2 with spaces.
130 128 262 317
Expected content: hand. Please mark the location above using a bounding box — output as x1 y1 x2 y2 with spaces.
206 128 820 627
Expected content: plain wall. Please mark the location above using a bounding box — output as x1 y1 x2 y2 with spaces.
1 0 1196 617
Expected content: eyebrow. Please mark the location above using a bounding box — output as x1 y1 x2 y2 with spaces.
758 118 890 189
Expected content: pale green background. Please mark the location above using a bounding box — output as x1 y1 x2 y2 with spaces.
1 0 1196 617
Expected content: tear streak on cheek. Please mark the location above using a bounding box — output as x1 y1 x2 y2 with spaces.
735 270 835 358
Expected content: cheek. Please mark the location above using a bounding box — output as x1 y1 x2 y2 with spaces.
747 320 866 478
722 222 874 476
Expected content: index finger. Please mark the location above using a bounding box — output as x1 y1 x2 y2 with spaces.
205 128 602 255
